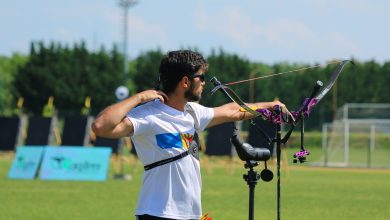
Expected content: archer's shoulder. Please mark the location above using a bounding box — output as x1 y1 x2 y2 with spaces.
187 102 207 110
186 102 213 114
128 100 160 117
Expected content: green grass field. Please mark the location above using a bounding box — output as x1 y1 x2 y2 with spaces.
1 152 389 220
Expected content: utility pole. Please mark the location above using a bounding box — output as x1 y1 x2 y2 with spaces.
114 0 138 181
249 68 262 103
0 77 3 113
118 0 138 75
332 80 338 120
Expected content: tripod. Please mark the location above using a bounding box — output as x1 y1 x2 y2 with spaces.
239 125 281 220
243 160 261 220
246 109 283 220
230 127 273 220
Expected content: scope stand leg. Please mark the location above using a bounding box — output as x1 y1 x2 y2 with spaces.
243 160 260 220
276 122 282 220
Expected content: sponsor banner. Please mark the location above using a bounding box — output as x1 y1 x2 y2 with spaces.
8 146 45 179
40 146 111 181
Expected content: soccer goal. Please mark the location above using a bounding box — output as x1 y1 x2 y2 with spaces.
314 103 390 168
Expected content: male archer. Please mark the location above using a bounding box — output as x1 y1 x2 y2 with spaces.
92 50 291 220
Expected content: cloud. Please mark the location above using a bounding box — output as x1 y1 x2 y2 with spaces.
56 28 80 40
51 2 170 52
194 6 361 62
127 15 168 43
260 19 315 48
299 0 389 18
194 7 257 47
194 7 316 48
99 8 168 46
316 32 362 60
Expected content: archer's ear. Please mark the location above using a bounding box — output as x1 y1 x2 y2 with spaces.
182 76 191 88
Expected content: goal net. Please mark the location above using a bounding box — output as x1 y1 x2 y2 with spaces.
312 103 390 168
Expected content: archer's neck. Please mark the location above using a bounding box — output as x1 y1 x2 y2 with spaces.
165 93 188 112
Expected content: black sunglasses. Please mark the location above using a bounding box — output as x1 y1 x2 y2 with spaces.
190 74 205 82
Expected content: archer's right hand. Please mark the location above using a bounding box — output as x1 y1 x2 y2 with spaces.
137 89 168 104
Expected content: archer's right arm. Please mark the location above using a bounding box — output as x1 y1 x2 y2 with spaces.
92 90 168 138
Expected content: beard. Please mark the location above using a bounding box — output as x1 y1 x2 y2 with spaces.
185 82 201 102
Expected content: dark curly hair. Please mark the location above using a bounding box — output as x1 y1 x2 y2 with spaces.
157 50 208 94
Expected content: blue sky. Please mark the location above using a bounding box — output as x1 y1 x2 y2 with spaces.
1 0 389 64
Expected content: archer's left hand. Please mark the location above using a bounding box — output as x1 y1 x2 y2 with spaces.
270 100 295 122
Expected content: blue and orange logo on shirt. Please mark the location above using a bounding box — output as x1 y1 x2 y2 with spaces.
156 132 194 150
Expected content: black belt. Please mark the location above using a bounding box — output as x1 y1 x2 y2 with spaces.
144 151 189 171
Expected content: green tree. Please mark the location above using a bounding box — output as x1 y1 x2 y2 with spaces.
0 53 28 115
201 48 251 107
129 48 164 92
13 41 125 115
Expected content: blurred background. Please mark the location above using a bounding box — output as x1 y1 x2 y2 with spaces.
0 1 389 219
1 0 390 118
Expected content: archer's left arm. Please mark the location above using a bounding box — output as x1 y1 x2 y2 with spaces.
207 100 289 128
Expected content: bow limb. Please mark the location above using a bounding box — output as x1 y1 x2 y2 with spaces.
281 60 353 143
315 60 352 103
211 78 288 124
210 77 265 119
286 60 353 121
210 77 274 145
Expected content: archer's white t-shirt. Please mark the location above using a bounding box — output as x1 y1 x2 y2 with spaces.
127 100 214 219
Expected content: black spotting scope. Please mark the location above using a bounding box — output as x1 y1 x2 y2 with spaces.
230 129 271 162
